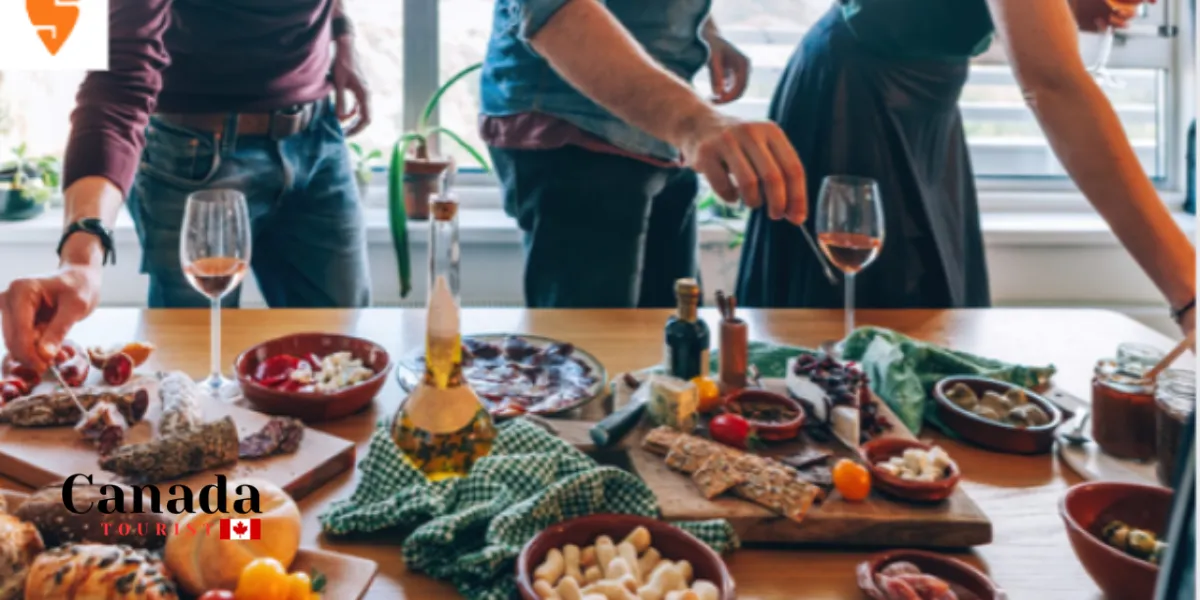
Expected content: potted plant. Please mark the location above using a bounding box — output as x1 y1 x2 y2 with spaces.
388 61 491 297
0 144 57 221
348 142 382 201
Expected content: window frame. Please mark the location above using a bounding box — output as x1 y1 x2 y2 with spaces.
396 0 1192 212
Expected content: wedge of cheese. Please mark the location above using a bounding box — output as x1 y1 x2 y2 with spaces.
645 375 699 433
784 357 831 423
831 406 861 449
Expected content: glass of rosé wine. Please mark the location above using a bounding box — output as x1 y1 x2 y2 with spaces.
815 175 884 356
1082 0 1146 88
180 189 251 399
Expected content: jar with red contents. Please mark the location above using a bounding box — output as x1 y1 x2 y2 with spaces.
1091 343 1164 461
1156 369 1195 487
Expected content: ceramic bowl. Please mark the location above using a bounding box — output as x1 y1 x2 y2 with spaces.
516 514 735 600
933 376 1063 455
724 388 805 441
1060 481 1173 600
860 438 961 503
235 332 391 422
857 549 1007 600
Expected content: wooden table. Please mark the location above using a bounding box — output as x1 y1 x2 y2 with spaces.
0 308 1186 599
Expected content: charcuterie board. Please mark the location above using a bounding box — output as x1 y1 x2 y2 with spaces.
0 490 379 600
0 374 355 501
554 379 993 549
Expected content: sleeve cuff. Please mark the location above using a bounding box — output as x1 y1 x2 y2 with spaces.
62 130 142 196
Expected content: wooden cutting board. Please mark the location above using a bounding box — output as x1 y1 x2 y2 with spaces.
0 373 355 501
553 380 993 549
0 490 378 600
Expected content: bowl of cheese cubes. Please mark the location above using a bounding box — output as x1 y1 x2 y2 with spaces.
861 438 961 503
516 514 734 600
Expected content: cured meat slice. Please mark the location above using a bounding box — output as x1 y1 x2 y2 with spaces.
239 417 305 459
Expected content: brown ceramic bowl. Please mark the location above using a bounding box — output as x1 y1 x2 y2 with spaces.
516 514 735 600
861 438 961 503
235 333 391 422
724 388 805 442
1060 481 1173 600
857 549 1007 600
933 376 1063 455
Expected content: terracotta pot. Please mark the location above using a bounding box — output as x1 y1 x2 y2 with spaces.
932 376 1063 455
403 159 452 221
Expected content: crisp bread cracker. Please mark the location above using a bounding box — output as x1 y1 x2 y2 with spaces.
691 454 746 499
665 437 720 473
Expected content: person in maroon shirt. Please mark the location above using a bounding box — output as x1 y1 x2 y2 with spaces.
0 0 374 372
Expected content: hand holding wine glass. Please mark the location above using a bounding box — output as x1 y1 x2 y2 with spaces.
815 175 884 354
181 189 251 399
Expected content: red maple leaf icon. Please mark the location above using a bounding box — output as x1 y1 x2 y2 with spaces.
233 521 248 536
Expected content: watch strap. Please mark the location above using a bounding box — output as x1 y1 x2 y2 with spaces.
1171 297 1196 324
57 218 116 266
332 16 354 39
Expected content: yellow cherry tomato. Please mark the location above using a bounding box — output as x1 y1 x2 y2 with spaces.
235 557 290 600
832 458 872 502
285 571 314 600
691 376 723 413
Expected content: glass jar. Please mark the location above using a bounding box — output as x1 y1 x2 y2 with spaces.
1156 369 1196 487
1091 343 1164 461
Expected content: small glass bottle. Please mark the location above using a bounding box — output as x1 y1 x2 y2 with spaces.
1091 343 1164 461
391 276 497 481
664 278 710 380
1155 369 1195 487
429 192 460 304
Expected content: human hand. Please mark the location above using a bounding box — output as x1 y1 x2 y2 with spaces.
1070 0 1146 32
680 115 807 225
0 265 101 373
707 35 750 105
332 37 372 137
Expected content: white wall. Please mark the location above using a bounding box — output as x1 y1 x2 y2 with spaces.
0 207 1191 336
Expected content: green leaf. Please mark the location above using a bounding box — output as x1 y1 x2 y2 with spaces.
348 141 363 157
310 569 327 593
388 142 412 298
426 126 491 172
365 149 383 162
418 62 483 133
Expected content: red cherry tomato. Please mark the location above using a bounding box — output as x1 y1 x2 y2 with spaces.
198 591 236 600
709 413 753 449
255 355 302 386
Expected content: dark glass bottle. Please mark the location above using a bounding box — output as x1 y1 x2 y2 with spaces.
664 278 710 380
1185 120 1195 215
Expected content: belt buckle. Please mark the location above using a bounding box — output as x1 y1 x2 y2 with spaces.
268 104 308 140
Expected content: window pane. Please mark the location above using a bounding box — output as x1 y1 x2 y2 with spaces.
345 0 404 158
438 0 491 171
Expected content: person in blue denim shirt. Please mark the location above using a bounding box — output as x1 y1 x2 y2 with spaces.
481 0 809 308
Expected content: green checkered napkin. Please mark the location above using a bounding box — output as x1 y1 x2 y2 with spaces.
684 327 1054 436
319 418 737 600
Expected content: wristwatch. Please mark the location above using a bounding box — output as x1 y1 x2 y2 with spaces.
332 16 354 39
1171 297 1196 325
57 218 116 266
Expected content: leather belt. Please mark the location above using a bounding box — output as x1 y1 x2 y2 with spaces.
155 101 319 140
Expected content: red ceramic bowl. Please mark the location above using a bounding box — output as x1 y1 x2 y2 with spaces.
235 332 391 422
724 388 805 441
516 514 735 600
861 438 961 503
1060 481 1173 600
857 549 1007 600
933 376 1063 455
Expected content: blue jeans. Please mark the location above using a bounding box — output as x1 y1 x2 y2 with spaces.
127 101 371 308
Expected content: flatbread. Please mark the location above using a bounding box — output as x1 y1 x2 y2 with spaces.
691 454 746 499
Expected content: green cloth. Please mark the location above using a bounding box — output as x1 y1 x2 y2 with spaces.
841 327 1055 434
319 418 737 600
840 0 994 59
692 327 1055 436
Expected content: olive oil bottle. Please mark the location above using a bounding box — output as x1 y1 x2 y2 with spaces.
391 201 497 480
664 278 710 380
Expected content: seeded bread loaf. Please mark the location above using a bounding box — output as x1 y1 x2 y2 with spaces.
14 484 170 549
0 512 45 600
23 543 179 600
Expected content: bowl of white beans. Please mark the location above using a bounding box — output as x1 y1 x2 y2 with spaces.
516 513 735 600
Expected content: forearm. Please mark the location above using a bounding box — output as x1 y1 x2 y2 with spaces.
59 178 126 268
1027 73 1195 306
528 0 722 148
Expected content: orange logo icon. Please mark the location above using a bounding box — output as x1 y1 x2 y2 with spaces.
26 0 80 56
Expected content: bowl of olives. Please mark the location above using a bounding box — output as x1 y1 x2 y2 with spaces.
932 376 1063 455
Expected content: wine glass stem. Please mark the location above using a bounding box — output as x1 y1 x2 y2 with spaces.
210 297 221 383
845 272 855 341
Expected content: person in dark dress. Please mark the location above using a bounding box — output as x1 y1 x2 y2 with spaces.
737 0 1195 329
